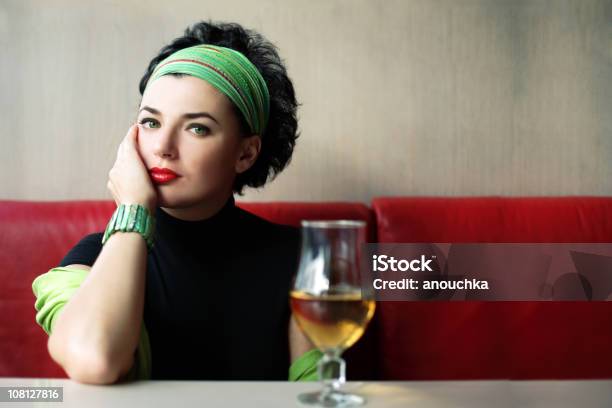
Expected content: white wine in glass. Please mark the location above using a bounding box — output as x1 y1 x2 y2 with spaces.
290 220 375 407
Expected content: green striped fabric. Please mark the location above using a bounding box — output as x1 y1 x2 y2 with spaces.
147 45 270 135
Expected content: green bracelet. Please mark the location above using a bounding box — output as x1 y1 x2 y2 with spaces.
102 204 156 250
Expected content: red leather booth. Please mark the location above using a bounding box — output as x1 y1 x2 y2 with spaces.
373 197 612 380
1 197 611 380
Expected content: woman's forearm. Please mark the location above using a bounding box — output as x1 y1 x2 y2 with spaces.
48 231 148 384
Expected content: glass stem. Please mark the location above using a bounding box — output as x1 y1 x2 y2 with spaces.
318 349 346 399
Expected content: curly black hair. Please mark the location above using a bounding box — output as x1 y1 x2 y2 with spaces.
138 20 299 195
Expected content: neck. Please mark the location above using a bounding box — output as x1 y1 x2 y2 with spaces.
160 192 234 221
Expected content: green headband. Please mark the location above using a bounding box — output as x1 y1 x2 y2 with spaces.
146 44 270 135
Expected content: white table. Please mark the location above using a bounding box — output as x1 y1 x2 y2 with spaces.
0 378 610 407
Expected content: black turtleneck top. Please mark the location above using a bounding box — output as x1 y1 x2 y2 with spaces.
57 196 301 380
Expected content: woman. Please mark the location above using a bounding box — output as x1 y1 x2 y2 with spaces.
32 20 320 384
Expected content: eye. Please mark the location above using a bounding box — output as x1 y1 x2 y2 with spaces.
189 124 211 136
139 118 160 128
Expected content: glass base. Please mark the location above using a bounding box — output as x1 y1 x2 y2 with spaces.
298 390 365 407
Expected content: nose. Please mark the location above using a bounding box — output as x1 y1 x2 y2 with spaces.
153 127 179 160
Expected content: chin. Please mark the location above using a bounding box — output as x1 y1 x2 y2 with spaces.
156 191 211 210
155 191 183 209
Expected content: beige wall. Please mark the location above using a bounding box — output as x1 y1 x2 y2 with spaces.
1 0 610 203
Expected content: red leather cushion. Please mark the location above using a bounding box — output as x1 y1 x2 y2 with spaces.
372 197 612 380
0 200 373 378
0 200 115 378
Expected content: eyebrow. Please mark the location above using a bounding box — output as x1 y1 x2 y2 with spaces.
138 106 219 124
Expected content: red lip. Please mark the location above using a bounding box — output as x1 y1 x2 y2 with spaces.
149 167 180 184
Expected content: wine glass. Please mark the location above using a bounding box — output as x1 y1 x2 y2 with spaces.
290 220 375 407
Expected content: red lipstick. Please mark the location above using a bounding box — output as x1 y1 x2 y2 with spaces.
149 167 180 184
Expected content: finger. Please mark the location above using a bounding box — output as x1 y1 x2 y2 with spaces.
117 141 127 160
117 125 138 158
127 123 138 138
120 124 137 147
125 123 139 149
132 124 146 160
129 124 141 151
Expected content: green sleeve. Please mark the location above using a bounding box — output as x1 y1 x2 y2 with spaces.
289 348 323 381
32 267 152 380
32 267 89 335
